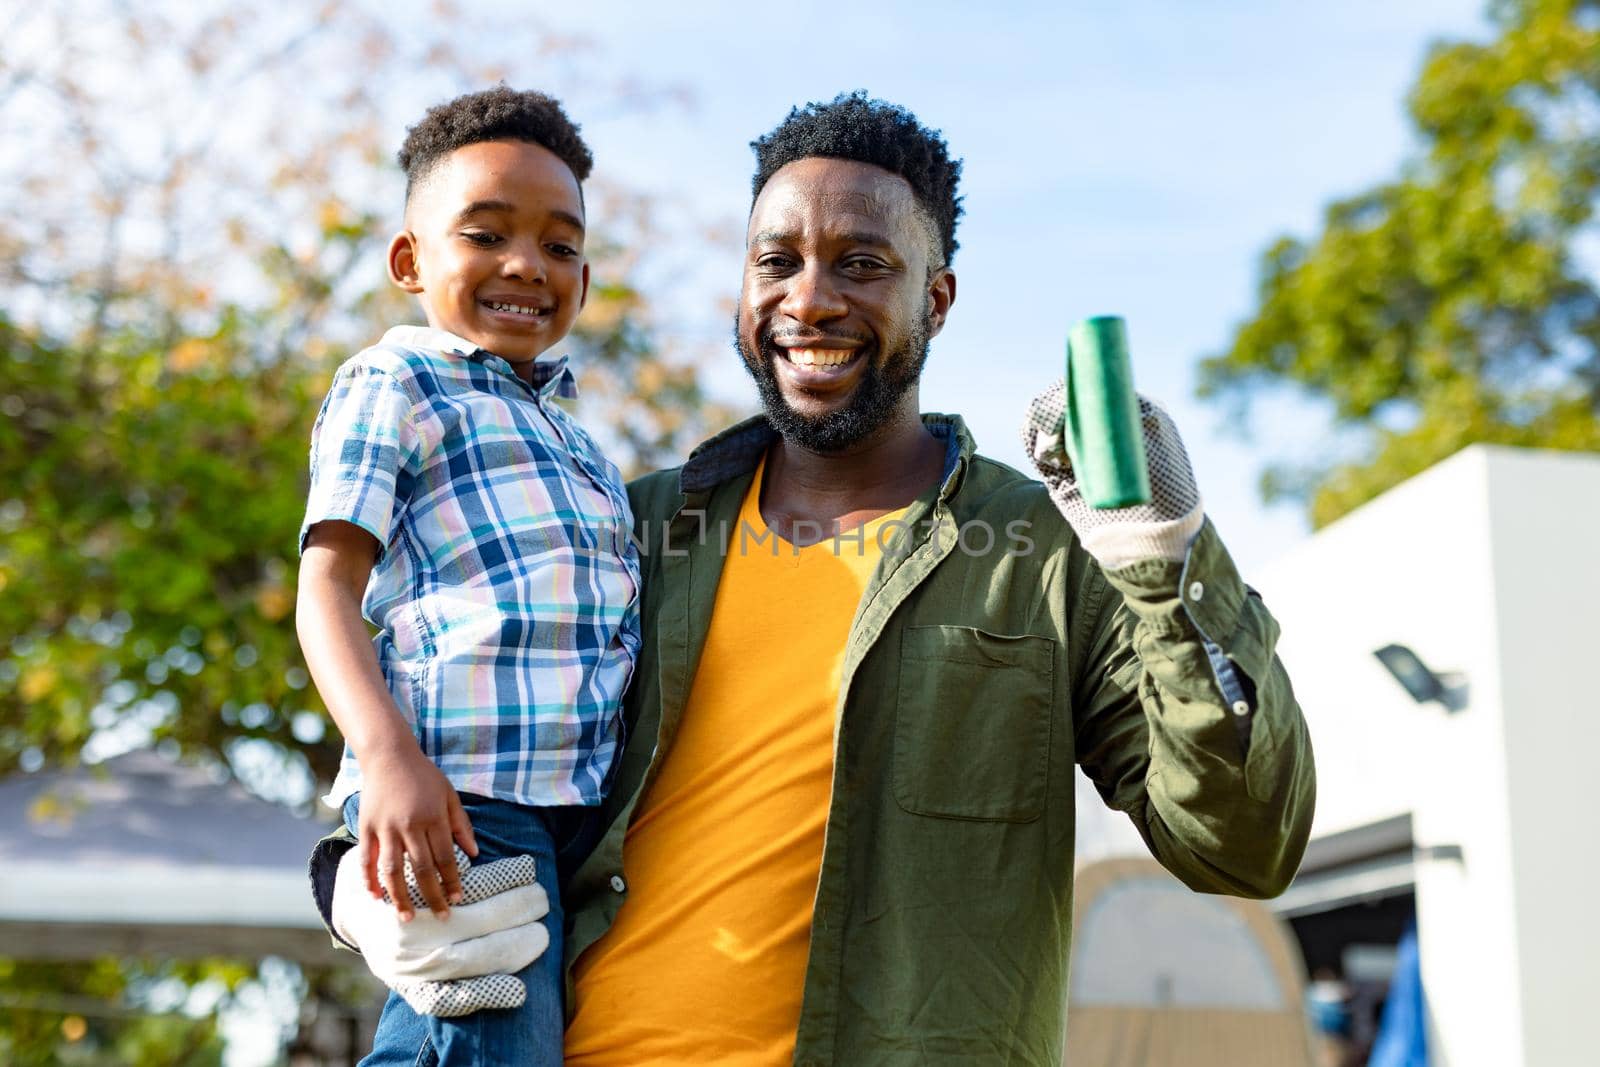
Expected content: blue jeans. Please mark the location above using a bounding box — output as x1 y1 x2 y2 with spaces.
342 792 575 1067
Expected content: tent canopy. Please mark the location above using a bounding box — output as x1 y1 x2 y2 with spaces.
1066 858 1316 1067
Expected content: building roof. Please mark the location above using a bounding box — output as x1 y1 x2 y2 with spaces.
0 750 341 962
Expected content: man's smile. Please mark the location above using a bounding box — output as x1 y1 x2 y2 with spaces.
783 347 858 368
772 343 867 391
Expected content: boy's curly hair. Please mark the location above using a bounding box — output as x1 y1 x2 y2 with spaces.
750 91 964 265
399 87 593 200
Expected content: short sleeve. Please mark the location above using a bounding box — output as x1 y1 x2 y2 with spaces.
299 358 421 556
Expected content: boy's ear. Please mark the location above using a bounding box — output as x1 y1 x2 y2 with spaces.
387 231 424 294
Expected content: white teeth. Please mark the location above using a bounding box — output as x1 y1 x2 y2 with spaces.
787 348 855 367
488 301 544 316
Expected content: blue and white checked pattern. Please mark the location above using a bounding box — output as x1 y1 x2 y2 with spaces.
302 325 640 809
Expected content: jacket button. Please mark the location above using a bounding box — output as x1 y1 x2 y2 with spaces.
1232 700 1250 716
1187 580 1205 602
609 874 626 893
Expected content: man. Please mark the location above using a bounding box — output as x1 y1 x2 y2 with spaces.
313 91 1315 1066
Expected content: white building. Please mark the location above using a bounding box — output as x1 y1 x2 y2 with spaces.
1249 445 1600 1066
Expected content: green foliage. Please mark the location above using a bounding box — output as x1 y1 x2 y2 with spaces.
0 316 336 779
0 956 234 1066
1200 0 1600 526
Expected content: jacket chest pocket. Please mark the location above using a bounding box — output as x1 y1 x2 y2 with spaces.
893 625 1056 823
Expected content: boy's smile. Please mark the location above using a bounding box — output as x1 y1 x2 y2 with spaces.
388 139 589 379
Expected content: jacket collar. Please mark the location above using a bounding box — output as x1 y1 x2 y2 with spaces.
679 412 975 502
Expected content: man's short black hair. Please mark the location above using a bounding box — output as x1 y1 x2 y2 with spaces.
398 86 593 201
750 91 964 266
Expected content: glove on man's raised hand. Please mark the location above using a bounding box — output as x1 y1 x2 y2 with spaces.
332 843 549 1018
1022 382 1205 570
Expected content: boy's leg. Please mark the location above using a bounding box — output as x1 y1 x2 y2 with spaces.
421 795 564 1067
342 793 565 1067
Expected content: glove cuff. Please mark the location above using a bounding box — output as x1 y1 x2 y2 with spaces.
395 973 528 1018
1080 504 1204 570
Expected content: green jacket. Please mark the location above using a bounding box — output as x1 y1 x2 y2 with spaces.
308 412 1315 1065
563 413 1315 1066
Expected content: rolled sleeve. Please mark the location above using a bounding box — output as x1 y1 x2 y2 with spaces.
299 360 421 556
1101 520 1278 703
1076 518 1315 898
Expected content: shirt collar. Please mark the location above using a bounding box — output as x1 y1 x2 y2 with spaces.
678 412 973 498
379 325 580 400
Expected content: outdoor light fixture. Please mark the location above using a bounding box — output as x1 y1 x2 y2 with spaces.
1373 644 1465 711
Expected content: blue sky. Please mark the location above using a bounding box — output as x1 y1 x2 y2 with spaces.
419 1 1491 570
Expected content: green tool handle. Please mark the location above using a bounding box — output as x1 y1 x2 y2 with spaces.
1064 315 1150 509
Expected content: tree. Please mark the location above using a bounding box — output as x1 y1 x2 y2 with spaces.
1199 0 1600 527
0 1 735 1060
0 0 735 786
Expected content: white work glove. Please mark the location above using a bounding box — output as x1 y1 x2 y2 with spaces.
1022 383 1205 570
332 843 550 1017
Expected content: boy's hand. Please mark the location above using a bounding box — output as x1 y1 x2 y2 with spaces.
359 745 478 921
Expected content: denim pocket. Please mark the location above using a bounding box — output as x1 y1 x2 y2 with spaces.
893 625 1056 822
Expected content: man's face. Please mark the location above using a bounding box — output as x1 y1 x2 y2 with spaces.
390 140 589 369
737 157 953 453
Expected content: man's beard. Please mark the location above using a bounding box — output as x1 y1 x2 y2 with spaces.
735 315 930 454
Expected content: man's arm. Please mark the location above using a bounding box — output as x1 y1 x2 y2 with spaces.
1023 385 1315 896
297 520 475 919
1073 523 1315 896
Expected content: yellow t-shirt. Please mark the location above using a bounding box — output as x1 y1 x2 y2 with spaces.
565 460 907 1066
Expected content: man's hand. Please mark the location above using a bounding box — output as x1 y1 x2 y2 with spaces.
358 745 478 921
332 842 551 1017
1022 383 1204 570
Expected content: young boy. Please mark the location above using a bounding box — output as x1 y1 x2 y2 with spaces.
296 87 639 1066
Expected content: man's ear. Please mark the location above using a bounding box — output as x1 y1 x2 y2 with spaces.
387 231 424 294
926 267 957 338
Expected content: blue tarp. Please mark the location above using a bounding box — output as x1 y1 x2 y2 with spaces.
1368 923 1428 1067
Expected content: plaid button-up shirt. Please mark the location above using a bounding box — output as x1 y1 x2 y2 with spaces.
301 325 640 809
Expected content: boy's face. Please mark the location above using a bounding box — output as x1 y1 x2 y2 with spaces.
389 140 589 374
